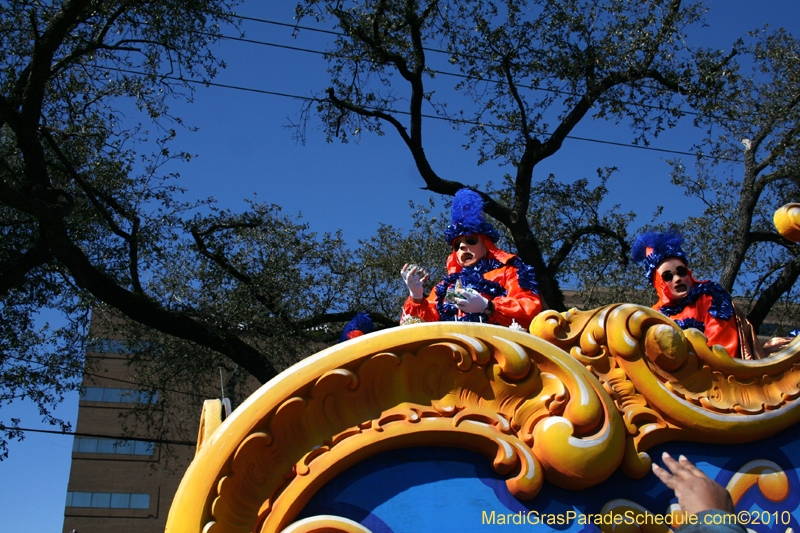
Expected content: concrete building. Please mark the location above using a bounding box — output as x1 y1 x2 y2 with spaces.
62 315 200 533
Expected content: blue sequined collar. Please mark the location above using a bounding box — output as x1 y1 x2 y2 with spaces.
458 258 504 275
432 255 539 323
658 281 733 321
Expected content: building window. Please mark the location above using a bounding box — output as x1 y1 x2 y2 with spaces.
110 493 130 508
80 387 158 404
66 491 150 510
129 494 150 509
69 492 92 507
92 493 111 508
72 437 155 456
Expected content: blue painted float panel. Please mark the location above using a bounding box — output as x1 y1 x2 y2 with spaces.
301 422 800 532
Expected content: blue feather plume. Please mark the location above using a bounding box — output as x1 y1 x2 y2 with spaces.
632 230 687 283
444 189 500 244
451 189 485 226
339 312 374 343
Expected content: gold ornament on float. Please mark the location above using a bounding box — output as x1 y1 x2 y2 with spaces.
166 204 800 533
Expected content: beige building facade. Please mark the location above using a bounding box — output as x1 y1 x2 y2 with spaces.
62 318 197 532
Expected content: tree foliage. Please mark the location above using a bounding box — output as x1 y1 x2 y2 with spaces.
0 0 376 454
2 0 798 458
0 0 253 453
668 28 800 331
104 199 448 462
0 290 89 458
347 198 449 317
296 0 738 311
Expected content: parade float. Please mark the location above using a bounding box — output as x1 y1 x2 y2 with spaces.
166 204 800 533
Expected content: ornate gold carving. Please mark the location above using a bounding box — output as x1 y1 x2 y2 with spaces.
166 325 628 532
774 203 800 243
168 302 800 533
727 460 790 505
196 399 224 455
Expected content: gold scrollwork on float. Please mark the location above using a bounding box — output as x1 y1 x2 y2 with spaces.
278 515 374 533
167 204 800 533
727 460 790 506
169 312 800 533
532 301 800 479
167 323 626 533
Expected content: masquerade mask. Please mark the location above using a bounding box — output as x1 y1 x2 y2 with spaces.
660 266 688 282
454 236 480 249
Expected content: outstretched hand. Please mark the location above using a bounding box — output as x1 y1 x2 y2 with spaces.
454 288 489 314
401 264 429 300
652 452 735 517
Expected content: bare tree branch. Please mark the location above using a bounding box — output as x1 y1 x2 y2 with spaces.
547 224 630 277
0 237 53 298
748 255 800 331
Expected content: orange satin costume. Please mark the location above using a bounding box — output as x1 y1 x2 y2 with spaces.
652 273 740 358
403 238 542 330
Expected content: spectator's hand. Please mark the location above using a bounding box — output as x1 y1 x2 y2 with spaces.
401 264 429 300
652 452 735 517
454 289 489 314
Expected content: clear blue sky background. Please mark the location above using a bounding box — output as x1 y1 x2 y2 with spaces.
2 1 799 530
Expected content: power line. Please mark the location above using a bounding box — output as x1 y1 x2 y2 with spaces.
232 13 448 53
82 370 208 400
235 14 340 37
200 9 782 145
212 26 707 121
0 425 196 446
212 31 327 57
215 29 703 119
228 13 800 141
232 14 763 122
179 20 748 162
100 66 737 162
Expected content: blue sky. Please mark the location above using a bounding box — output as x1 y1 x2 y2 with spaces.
2 1 799 530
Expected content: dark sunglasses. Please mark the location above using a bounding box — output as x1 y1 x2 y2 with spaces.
660 266 688 282
454 236 480 249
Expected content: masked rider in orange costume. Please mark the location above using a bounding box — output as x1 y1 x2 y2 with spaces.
401 189 542 330
633 231 739 358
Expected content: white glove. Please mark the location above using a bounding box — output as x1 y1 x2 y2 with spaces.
401 263 429 300
454 289 489 314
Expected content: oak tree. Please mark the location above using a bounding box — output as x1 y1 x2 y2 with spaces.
0 0 377 453
668 28 800 331
296 0 734 311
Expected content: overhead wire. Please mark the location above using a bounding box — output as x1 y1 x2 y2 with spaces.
0 425 196 446
68 11 751 163
227 13 738 120
100 66 738 162
212 23 709 119
195 16 751 162
234 14 342 38
229 13 798 141
212 29 709 123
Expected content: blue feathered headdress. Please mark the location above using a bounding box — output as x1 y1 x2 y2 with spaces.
632 231 688 284
338 312 374 343
444 189 500 244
